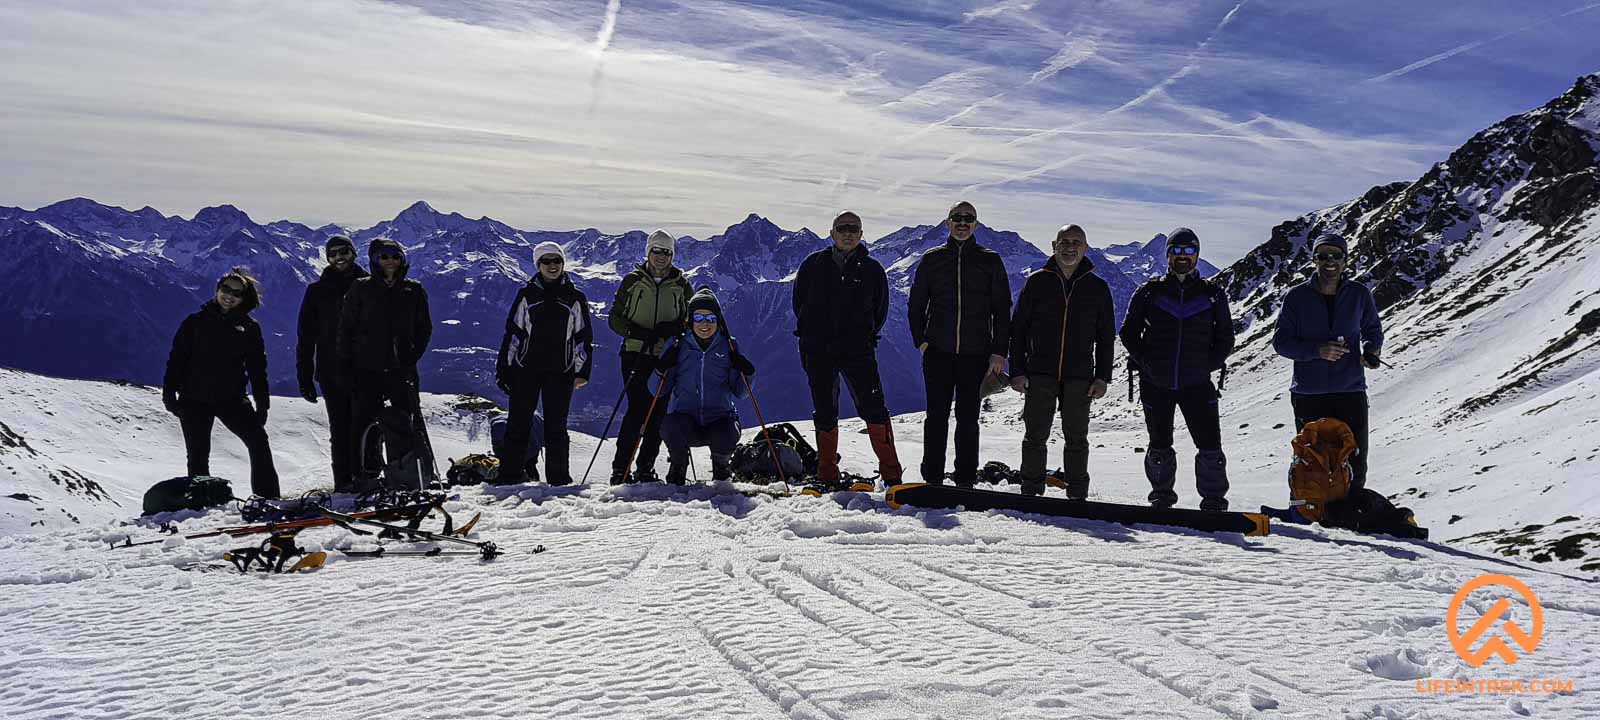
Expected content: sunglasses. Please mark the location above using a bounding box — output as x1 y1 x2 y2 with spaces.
833 224 861 234
1168 246 1198 256
691 312 718 324
377 252 403 261
949 213 977 224
326 248 354 258
217 285 245 298
649 248 673 257
1314 252 1346 262
538 256 564 266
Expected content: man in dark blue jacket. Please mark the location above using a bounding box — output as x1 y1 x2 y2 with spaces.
1119 228 1236 510
295 234 368 492
1272 232 1384 490
792 211 901 488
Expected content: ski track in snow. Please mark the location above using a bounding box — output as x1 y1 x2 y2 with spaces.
1 481 1596 719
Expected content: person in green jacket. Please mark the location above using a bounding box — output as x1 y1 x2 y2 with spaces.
607 229 693 483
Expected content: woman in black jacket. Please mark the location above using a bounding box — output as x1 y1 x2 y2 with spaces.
162 267 280 498
494 242 593 485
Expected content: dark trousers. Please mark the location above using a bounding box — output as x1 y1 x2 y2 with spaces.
1141 380 1222 451
1291 392 1370 490
1020 377 1093 484
920 350 989 484
500 372 574 484
348 368 421 480
660 413 741 465
319 383 355 492
179 398 280 498
612 352 667 473
802 352 890 431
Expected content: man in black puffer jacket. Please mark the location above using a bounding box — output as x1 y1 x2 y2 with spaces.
792 211 902 488
1119 227 1236 511
907 201 1012 487
1008 224 1114 498
338 237 433 487
295 235 368 492
164 268 280 498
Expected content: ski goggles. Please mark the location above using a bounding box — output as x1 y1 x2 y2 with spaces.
691 312 719 324
1167 246 1198 256
1314 251 1346 262
649 247 673 257
326 247 354 258
538 255 564 265
217 284 245 298
833 223 861 233
948 213 977 223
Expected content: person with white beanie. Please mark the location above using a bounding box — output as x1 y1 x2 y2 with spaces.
494 241 593 485
605 229 692 483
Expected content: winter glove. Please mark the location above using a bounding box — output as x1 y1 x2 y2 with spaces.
627 324 657 342
162 390 181 417
495 373 513 395
254 397 270 426
299 381 319 404
654 321 682 340
730 350 755 377
655 343 681 371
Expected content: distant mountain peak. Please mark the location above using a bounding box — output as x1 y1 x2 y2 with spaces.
192 204 252 226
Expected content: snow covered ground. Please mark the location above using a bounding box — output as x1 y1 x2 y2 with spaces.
2 369 1597 718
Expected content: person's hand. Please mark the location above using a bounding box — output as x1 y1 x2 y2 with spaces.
162 390 181 417
495 374 512 395
1010 375 1028 393
1086 379 1108 400
1362 351 1382 370
629 324 657 342
299 382 318 404
918 342 929 355
1317 340 1349 362
655 343 681 371
654 321 681 340
254 398 270 426
730 350 756 376
987 354 1007 378
574 377 588 390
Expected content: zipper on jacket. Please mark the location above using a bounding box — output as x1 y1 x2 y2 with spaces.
955 245 963 354
1173 281 1185 389
1055 268 1076 383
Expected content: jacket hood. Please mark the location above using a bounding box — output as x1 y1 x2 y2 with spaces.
367 238 410 282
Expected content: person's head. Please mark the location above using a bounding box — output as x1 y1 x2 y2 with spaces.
645 229 676 274
533 241 566 282
1053 224 1087 267
687 287 723 342
325 235 356 272
368 238 406 280
1165 227 1200 276
946 201 977 241
1311 233 1348 279
830 211 863 252
214 266 261 315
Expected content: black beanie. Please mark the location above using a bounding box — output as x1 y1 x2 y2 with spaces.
325 234 354 252
1166 227 1200 251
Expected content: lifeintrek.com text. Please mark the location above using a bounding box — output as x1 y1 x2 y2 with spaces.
1415 678 1574 695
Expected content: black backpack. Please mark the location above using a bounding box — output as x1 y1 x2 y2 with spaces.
359 406 439 491
143 476 235 516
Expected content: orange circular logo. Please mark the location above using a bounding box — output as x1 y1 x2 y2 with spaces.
1446 574 1543 667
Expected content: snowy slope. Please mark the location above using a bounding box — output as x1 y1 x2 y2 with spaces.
0 371 1596 719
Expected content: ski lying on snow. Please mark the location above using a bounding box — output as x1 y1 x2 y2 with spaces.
318 507 503 560
885 483 1270 537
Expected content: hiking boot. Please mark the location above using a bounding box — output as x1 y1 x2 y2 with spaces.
609 468 634 486
491 471 526 487
1145 447 1178 508
665 462 688 486
1199 497 1229 512
633 467 660 484
1063 476 1089 501
711 454 732 482
816 428 840 486
1019 477 1046 497
1195 449 1230 511
866 423 903 485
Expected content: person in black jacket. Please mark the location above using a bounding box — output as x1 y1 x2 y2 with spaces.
338 237 433 488
494 242 593 486
908 201 1012 487
1007 225 1114 497
295 235 368 492
163 267 280 498
792 211 902 488
1119 228 1236 511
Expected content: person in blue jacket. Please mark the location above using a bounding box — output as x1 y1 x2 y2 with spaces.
654 288 755 484
1272 232 1384 490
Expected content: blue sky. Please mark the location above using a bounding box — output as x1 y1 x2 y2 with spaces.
2 1 1598 263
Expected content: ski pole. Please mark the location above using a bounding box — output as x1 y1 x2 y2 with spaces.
580 359 641 485
728 338 789 492
620 350 673 484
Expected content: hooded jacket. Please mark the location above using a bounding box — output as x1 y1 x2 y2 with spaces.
1008 257 1115 383
337 239 433 373
1120 272 1235 390
164 299 269 409
296 263 369 391
497 272 594 380
608 263 692 355
908 236 1012 356
792 244 889 356
661 331 750 424
1272 276 1383 394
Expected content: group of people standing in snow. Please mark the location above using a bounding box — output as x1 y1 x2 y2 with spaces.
162 200 1385 511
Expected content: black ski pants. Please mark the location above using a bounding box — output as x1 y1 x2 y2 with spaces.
802 351 890 432
1291 391 1370 490
612 351 667 474
1140 380 1222 451
318 383 355 492
348 367 421 480
179 398 280 498
920 349 989 484
500 371 575 484
661 413 741 467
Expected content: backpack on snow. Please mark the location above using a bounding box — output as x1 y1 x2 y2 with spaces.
730 423 812 481
143 476 235 516
445 453 501 487
1287 418 1357 522
359 405 439 491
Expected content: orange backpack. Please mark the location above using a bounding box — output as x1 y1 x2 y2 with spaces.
1287 419 1358 522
